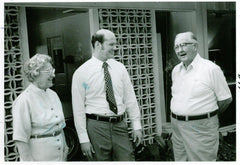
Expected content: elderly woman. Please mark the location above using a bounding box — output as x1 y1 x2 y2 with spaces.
12 53 68 161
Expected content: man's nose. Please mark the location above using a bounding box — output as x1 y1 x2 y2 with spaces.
178 46 184 51
51 72 55 78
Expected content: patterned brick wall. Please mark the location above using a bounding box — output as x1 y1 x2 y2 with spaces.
4 6 24 161
98 8 158 145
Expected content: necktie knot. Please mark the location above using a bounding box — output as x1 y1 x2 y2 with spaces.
102 62 108 69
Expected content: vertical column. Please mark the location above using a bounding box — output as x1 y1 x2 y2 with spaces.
19 7 30 88
4 5 24 161
151 10 164 133
196 2 208 59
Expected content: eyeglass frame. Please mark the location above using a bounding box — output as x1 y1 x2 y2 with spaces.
174 42 196 51
39 68 55 75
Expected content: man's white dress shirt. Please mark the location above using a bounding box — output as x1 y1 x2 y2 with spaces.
72 56 141 143
171 54 232 116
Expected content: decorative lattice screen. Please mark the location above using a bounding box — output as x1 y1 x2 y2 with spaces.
4 6 23 161
98 9 158 145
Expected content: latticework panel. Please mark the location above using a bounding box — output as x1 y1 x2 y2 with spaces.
99 9 157 145
4 6 24 161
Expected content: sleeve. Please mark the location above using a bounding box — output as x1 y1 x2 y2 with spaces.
122 66 142 130
71 70 90 143
12 96 32 143
210 66 232 101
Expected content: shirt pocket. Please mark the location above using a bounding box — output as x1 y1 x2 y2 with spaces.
190 78 210 99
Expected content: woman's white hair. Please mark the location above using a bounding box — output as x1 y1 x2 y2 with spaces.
24 53 52 82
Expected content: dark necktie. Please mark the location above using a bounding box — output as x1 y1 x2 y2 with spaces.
102 62 118 114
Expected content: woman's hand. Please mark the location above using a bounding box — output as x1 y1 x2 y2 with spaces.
63 145 69 161
15 141 34 161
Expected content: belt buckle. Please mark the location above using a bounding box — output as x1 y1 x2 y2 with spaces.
207 112 210 118
174 114 178 120
185 115 189 121
96 115 99 121
109 116 117 122
52 131 56 136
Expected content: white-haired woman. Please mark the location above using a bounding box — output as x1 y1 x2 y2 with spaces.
12 54 68 161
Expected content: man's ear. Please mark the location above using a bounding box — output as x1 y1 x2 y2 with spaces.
95 41 102 49
193 43 198 51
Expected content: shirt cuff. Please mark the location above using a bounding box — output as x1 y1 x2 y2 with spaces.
13 136 29 143
79 132 90 144
132 120 142 130
217 94 232 101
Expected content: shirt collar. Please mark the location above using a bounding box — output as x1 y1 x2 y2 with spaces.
28 83 49 93
179 53 200 71
92 56 113 69
191 53 201 68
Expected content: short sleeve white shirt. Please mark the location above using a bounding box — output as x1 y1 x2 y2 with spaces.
170 54 232 116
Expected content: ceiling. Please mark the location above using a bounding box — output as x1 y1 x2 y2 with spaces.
26 7 88 23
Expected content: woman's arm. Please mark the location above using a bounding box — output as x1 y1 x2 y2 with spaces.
15 141 34 161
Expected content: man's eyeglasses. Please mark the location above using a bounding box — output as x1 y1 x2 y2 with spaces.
40 68 55 75
174 43 194 50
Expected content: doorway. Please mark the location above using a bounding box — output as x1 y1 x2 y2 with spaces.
25 7 92 160
155 11 196 122
207 10 236 127
26 7 92 119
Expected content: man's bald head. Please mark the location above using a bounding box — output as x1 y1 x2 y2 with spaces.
91 29 116 48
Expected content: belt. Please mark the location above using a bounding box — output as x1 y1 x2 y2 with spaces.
30 130 62 139
86 113 125 123
171 109 218 121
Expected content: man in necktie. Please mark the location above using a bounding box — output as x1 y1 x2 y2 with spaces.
72 29 142 161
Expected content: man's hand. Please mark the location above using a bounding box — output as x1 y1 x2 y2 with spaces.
81 142 95 159
133 129 142 147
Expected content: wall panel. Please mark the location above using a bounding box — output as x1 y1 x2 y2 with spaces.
4 6 23 161
98 8 158 145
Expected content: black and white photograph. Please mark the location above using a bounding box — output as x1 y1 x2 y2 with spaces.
1 0 238 163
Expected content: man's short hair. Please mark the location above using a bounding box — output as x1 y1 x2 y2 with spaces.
91 32 105 48
189 32 197 42
175 31 198 43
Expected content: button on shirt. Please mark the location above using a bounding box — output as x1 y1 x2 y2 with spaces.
12 83 67 161
72 57 141 143
170 54 232 116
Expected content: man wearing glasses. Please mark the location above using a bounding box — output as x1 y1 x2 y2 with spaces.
170 32 232 161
